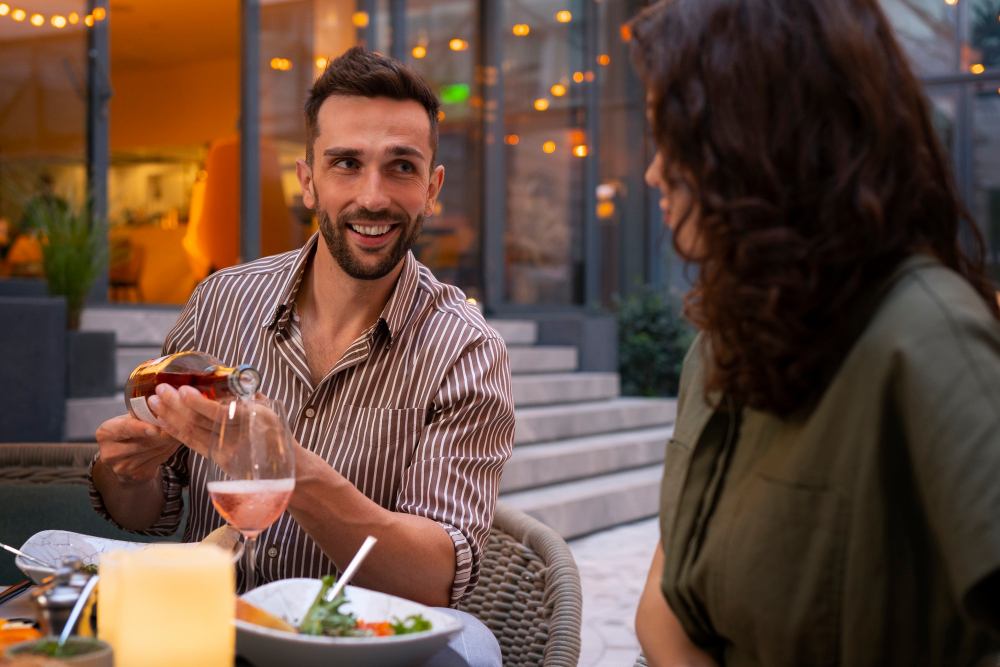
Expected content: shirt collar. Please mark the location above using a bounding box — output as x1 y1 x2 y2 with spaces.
262 232 420 343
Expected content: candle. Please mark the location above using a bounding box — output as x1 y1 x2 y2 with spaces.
101 545 234 667
97 550 128 649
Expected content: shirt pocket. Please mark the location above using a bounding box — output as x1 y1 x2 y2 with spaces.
717 474 847 667
330 405 424 508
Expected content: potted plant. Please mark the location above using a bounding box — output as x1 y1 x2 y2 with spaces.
31 199 105 330
31 199 117 402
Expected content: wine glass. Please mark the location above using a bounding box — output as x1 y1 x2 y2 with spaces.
207 396 295 592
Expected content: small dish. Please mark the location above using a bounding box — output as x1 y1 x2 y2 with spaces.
16 531 244 584
236 578 463 667
4 637 113 666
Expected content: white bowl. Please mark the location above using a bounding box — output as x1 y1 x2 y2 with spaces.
236 578 463 667
16 530 244 584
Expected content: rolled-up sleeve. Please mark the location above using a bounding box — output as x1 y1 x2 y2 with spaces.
396 336 516 606
87 285 202 535
87 446 191 536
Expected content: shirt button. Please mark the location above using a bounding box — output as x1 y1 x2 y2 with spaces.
267 547 279 558
304 407 316 419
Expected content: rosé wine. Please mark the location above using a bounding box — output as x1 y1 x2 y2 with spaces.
207 478 295 538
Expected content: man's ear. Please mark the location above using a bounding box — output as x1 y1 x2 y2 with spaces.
296 158 316 209
425 164 445 217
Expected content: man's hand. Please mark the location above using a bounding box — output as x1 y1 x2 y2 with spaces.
148 385 226 458
92 414 183 530
95 415 182 484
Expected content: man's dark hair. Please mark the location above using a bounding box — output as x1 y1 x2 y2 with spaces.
304 46 440 166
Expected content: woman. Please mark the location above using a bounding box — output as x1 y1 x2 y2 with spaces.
631 0 1000 665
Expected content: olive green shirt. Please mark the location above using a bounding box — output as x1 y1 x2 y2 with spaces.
661 256 1000 666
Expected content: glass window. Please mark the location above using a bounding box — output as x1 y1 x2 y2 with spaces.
405 0 482 299
972 81 1000 264
502 0 588 305
880 0 959 76
0 1 88 277
970 0 1000 70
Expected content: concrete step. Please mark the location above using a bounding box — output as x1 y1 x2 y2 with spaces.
500 464 663 539
81 307 181 347
65 395 125 441
116 347 163 388
500 425 672 493
486 320 537 346
511 372 619 407
508 346 578 375
514 397 676 446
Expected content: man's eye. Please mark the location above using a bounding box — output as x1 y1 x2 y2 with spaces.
395 162 414 173
335 158 358 169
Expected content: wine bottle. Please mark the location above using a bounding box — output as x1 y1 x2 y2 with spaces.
124 351 261 424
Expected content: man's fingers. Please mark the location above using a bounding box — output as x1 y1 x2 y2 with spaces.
98 414 162 442
179 386 225 421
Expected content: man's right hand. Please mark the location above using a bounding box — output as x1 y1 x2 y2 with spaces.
95 415 182 484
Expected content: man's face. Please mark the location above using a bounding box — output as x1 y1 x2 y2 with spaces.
296 95 444 280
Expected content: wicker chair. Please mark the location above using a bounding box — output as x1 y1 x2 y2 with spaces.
459 502 582 667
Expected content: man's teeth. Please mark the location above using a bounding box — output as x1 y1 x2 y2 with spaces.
350 224 392 236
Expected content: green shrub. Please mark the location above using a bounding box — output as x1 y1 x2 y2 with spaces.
618 286 695 397
28 199 107 329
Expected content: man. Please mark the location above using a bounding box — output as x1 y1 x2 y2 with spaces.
89 47 515 666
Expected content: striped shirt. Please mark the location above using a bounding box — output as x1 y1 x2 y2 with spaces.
89 233 516 605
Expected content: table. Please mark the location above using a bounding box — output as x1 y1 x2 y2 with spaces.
1 587 476 667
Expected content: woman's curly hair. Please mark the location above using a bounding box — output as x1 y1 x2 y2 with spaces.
630 0 1000 416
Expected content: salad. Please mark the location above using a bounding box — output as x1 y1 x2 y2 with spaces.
298 575 432 638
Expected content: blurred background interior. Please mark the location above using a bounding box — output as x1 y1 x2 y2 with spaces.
1 0 999 309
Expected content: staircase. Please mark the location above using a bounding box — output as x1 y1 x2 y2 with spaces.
72 310 674 540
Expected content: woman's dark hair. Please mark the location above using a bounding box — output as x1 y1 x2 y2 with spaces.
630 0 1000 415
304 46 440 165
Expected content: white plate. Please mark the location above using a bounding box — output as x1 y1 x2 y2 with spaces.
16 530 244 584
236 578 463 667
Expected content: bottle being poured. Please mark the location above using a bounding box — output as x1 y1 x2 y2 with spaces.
124 351 261 425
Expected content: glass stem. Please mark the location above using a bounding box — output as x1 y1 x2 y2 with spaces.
244 535 257 592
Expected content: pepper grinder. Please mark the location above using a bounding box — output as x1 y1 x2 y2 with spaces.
31 557 95 637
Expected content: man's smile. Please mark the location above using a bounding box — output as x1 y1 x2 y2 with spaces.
346 222 401 247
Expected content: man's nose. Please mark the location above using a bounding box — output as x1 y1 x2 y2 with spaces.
356 169 392 212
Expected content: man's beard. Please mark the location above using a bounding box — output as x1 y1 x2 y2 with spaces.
316 203 423 280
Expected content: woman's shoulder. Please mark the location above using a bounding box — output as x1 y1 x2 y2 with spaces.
863 257 1000 356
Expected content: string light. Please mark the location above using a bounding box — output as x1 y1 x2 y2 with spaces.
504 134 520 145
597 54 610 65
0 4 8 16
11 8 24 20
352 11 369 27
68 12 78 23
270 58 292 70
92 7 105 20
620 25 631 41
512 24 529 36
30 13 43 25
437 111 445 121
534 98 549 111
84 14 93 25
556 10 572 22
972 63 986 74
573 145 588 157
449 38 468 51
412 46 426 58
573 71 584 83
944 0 957 5
543 141 556 153
51 14 65 27
315 57 328 68
551 84 566 96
